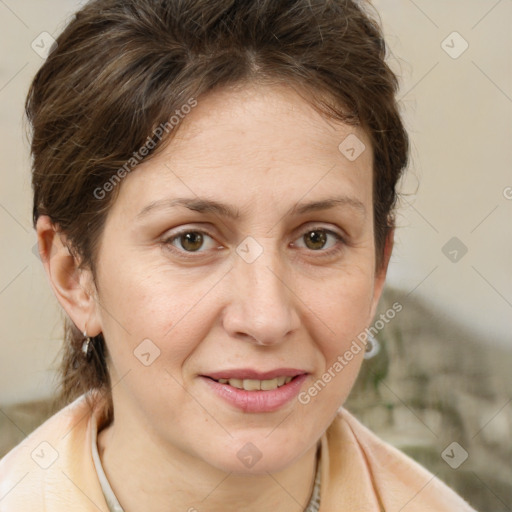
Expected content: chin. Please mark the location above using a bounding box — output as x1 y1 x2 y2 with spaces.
199 435 311 476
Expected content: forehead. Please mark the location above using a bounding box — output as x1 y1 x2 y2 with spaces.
110 83 373 220
171 82 370 168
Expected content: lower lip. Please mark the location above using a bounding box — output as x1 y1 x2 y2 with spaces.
200 374 308 413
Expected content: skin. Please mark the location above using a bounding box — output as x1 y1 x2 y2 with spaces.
37 82 393 512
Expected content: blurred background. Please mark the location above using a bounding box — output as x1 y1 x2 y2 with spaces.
0 1 511 510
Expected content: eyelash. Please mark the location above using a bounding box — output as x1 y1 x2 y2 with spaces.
162 226 346 260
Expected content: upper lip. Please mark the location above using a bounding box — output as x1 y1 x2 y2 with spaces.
203 368 308 380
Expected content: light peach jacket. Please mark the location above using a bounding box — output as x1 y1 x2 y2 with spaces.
0 394 477 511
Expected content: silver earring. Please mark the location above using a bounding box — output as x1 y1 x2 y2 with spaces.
82 331 92 358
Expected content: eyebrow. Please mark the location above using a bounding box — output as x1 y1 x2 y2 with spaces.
136 195 366 220
291 196 366 217
137 197 241 220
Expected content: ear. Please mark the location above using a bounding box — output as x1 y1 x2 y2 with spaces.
35 215 102 337
368 227 394 322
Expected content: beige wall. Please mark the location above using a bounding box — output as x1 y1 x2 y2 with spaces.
0 0 511 405
373 0 512 346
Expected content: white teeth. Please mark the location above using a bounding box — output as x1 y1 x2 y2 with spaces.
243 379 261 391
217 376 294 390
261 378 278 390
228 378 243 388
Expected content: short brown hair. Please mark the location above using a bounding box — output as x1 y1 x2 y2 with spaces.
26 0 409 408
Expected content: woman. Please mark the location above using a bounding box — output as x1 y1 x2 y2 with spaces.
0 0 477 510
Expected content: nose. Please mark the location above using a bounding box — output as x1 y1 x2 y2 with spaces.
221 243 301 346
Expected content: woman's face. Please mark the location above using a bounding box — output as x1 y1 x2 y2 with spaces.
91 83 388 474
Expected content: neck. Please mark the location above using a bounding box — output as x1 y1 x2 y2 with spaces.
97 410 319 512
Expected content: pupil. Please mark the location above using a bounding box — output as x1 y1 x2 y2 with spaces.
305 230 327 250
181 232 203 251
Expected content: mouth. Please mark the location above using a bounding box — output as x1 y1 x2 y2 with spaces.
204 375 297 391
199 368 308 413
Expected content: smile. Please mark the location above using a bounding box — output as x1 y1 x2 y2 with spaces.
212 376 294 390
200 372 309 413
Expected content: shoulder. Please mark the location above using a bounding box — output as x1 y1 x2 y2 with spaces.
328 408 478 512
0 393 92 475
0 392 108 511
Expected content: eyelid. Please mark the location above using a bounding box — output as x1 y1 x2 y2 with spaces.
294 223 346 241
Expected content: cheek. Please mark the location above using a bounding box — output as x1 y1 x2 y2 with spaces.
95 256 222 369
307 265 375 355
300 273 372 412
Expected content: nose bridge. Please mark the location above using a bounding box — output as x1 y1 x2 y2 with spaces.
245 249 286 311
224 238 299 345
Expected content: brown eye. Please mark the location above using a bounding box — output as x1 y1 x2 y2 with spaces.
179 232 204 251
164 229 220 256
292 227 344 256
303 230 328 250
